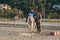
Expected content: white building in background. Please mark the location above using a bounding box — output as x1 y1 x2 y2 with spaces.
53 4 60 9
0 4 11 10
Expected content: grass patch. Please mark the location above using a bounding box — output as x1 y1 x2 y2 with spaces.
42 20 60 22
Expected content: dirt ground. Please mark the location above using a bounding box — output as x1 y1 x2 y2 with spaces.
0 24 60 40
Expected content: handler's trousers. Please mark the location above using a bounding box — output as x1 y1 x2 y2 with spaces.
36 22 41 32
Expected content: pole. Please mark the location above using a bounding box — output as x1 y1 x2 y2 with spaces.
44 9 45 19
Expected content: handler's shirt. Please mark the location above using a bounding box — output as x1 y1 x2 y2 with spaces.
33 13 42 22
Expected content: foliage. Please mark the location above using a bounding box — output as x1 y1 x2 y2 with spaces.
0 0 60 19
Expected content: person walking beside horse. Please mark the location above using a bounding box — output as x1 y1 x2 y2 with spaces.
33 10 42 33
